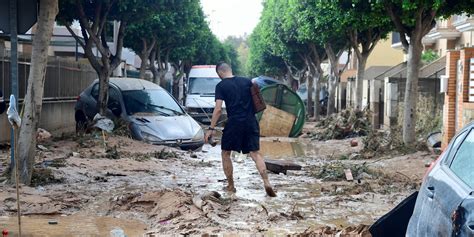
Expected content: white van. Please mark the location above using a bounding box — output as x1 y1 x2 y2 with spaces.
185 65 226 124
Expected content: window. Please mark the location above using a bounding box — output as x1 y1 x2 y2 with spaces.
91 84 99 100
450 130 474 188
188 77 220 95
108 88 120 105
91 84 119 103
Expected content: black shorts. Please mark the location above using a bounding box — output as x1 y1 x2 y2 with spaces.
221 117 260 154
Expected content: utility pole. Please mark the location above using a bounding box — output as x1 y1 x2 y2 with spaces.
9 0 18 172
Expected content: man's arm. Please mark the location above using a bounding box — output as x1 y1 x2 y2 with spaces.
205 99 223 143
210 99 223 129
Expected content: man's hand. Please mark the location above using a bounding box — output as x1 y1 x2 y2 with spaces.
204 129 216 144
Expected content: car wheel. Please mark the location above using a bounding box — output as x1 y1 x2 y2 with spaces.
75 111 88 134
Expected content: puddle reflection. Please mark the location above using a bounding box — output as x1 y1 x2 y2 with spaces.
259 140 305 159
0 215 147 237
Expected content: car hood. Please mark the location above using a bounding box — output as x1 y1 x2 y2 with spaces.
131 114 201 140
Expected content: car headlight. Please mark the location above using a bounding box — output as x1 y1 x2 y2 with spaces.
192 128 204 141
141 131 163 143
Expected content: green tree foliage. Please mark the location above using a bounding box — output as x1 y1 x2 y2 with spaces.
338 0 393 109
375 0 474 145
57 0 161 114
247 23 287 78
421 49 439 63
224 36 249 75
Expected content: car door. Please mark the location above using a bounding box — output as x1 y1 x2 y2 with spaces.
84 83 100 119
428 128 474 236
407 129 470 236
458 197 474 236
108 87 123 118
86 83 123 118
447 129 474 236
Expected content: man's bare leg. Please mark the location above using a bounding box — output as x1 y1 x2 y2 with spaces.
249 151 276 197
221 150 236 192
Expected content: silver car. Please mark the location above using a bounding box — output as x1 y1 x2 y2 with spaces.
75 78 204 150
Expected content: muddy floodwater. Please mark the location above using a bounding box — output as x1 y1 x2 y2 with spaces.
0 131 436 236
0 215 147 237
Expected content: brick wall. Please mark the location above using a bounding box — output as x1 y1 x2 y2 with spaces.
458 48 474 130
441 50 459 149
442 48 474 149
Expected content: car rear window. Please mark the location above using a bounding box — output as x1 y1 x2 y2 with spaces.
450 129 474 188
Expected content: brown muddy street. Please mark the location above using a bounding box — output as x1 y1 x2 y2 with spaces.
0 131 436 236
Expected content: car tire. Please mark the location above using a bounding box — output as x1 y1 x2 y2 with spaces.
75 111 88 134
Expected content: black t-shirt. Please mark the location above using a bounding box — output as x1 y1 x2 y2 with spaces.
215 76 254 121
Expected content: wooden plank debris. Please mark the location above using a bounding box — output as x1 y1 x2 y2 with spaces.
265 159 302 175
344 169 354 181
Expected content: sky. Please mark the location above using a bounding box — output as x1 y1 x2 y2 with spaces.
200 0 263 40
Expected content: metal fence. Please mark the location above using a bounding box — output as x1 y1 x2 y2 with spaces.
0 52 97 101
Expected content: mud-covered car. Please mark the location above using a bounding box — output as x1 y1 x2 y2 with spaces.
75 78 204 151
406 121 474 236
251 75 283 89
370 122 474 236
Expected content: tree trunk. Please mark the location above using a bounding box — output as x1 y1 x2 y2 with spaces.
402 37 423 145
149 48 159 84
355 55 368 109
327 73 337 115
159 70 167 89
325 46 340 116
313 72 321 120
97 68 110 115
287 74 297 91
171 63 180 99
139 52 148 79
159 50 170 89
307 72 314 117
15 0 58 184
138 38 156 79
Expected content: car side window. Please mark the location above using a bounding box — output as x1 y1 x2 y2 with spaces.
109 88 120 104
450 129 474 189
447 131 467 158
91 83 99 100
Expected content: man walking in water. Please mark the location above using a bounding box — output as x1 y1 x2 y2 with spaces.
204 62 276 197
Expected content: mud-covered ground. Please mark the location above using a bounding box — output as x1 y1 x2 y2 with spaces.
0 124 437 236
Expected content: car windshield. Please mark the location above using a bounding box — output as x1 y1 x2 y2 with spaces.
188 77 220 95
122 89 184 116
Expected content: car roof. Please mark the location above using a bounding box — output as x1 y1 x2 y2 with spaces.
252 76 281 83
93 77 163 91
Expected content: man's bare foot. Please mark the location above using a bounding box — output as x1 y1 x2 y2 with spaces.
265 185 277 197
224 186 236 193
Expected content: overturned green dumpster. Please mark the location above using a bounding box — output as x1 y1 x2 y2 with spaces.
257 84 306 137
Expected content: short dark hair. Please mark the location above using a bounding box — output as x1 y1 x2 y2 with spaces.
216 62 232 74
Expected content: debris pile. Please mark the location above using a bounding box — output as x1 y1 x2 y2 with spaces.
310 161 374 182
30 168 64 187
361 126 425 158
301 224 371 237
310 109 371 140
